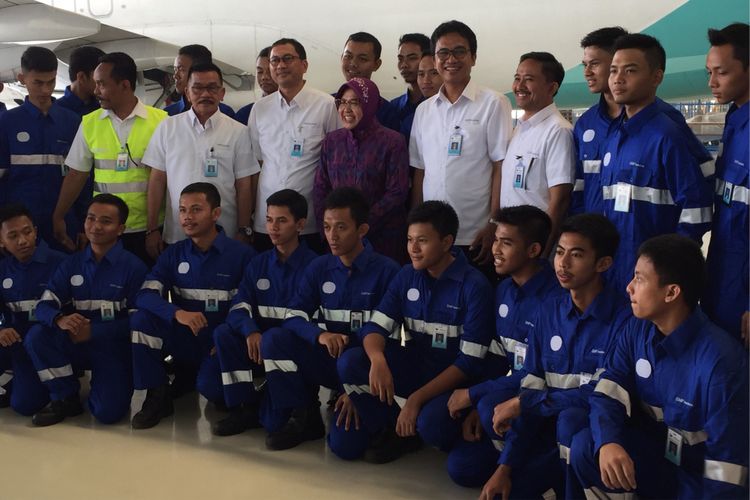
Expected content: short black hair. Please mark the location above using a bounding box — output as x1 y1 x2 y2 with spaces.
89 194 129 225
258 46 272 59
637 234 705 310
399 33 431 56
181 182 221 209
560 213 619 260
612 33 666 72
67 46 105 81
580 27 629 53
708 22 749 70
267 189 308 221
346 32 382 59
323 187 370 227
0 204 35 227
491 205 551 250
272 38 307 61
179 44 213 66
407 200 459 242
519 52 565 91
431 20 477 56
187 62 223 85
21 46 58 73
98 52 138 90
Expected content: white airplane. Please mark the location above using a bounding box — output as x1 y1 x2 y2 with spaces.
0 0 747 110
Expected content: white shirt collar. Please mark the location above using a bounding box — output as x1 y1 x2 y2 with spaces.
187 107 219 130
99 98 149 121
436 79 478 105
519 102 558 128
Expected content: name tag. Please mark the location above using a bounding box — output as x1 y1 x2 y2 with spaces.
115 151 129 171
61 162 69 177
204 158 218 177
290 138 304 157
513 158 526 189
431 323 448 349
665 427 683 465
579 372 592 386
350 311 363 332
28 304 37 322
205 292 219 312
722 181 734 205
100 301 115 321
513 344 527 371
448 133 463 157
614 183 631 212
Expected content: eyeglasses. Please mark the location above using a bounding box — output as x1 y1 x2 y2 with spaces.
335 98 361 109
190 85 223 95
435 47 470 61
269 55 301 66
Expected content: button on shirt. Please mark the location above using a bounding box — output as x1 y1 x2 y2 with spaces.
410 80 513 245
142 108 260 243
500 102 575 211
249 86 339 235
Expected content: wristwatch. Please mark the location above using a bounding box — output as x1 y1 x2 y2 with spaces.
238 225 253 237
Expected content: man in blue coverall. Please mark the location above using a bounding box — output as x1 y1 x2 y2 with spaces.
0 205 67 415
261 187 400 452
570 234 749 498
209 189 318 436
702 22 749 344
337 200 496 463
130 182 254 429
443 204 564 487
25 194 147 426
56 45 105 116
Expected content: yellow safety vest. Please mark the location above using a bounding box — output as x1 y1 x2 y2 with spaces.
82 106 167 232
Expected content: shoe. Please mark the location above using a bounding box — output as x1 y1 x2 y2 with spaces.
211 404 261 436
32 395 83 427
265 401 325 450
363 428 422 464
132 384 173 429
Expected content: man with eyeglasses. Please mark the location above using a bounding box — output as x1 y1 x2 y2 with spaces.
142 62 259 260
410 20 512 282
249 38 339 254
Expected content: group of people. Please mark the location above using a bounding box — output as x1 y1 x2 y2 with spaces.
0 15 747 500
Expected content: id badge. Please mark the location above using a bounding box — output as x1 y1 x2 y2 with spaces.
290 138 304 157
665 427 683 465
350 311 363 332
205 293 219 313
722 181 733 205
431 323 448 349
115 151 129 171
28 304 37 322
513 344 527 371
204 158 218 177
448 133 463 157
61 162 69 177
614 183 631 212
579 372 592 387
100 301 115 321
513 158 526 189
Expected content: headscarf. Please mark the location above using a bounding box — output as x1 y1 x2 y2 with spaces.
336 77 381 135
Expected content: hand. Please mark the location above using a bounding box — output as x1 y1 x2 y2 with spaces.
469 223 496 265
0 328 21 347
56 313 90 335
368 355 394 405
334 393 360 431
318 332 349 358
145 229 164 260
396 395 421 437
66 318 92 344
75 232 88 251
598 443 637 491
492 397 521 435
52 216 75 252
246 332 262 364
448 388 472 418
462 409 483 442
174 310 208 335
479 465 512 500
742 311 749 348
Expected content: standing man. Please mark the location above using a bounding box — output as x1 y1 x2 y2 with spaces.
702 22 749 343
249 38 339 254
501 52 575 256
392 33 431 140
143 62 259 261
234 47 278 125
601 34 713 294
53 52 168 264
166 44 235 118
417 54 443 100
57 45 105 116
410 20 513 279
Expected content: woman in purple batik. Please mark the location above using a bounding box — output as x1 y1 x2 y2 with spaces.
314 77 409 264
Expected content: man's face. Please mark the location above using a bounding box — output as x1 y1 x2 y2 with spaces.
706 43 749 105
407 222 451 271
582 46 613 94
609 48 662 108
323 207 364 261
397 42 423 85
492 223 536 276
93 63 127 110
18 69 56 103
173 54 192 95
512 58 556 114
179 192 220 239
627 256 670 320
270 43 308 89
341 40 381 80
84 203 125 246
266 204 304 248
417 55 442 98
434 32 475 87
256 56 278 96
0 215 37 262
187 70 224 116
554 232 607 291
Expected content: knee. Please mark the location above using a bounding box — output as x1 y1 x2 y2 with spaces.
417 399 456 451
212 323 233 348
447 447 493 488
23 324 49 352
260 327 291 359
556 407 589 447
90 392 132 425
327 415 369 461
336 347 366 382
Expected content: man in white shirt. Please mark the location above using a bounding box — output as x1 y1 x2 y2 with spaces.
248 38 339 254
501 52 575 255
143 62 259 260
410 20 513 279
